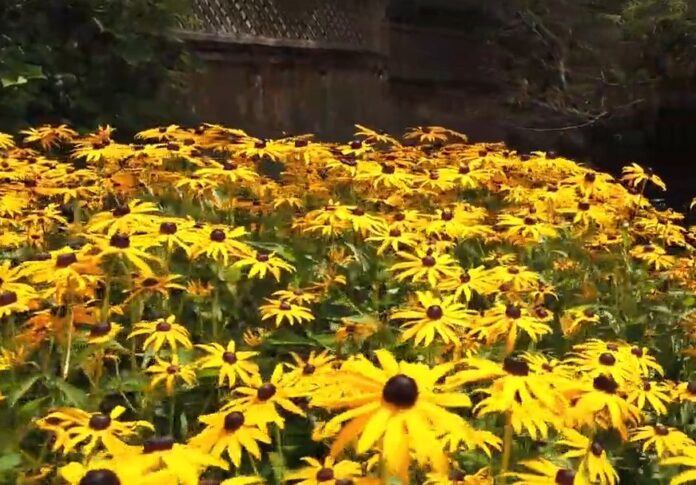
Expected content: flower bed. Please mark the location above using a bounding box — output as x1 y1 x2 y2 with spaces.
0 124 695 484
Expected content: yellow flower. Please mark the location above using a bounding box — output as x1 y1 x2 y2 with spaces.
189 225 249 266
59 458 171 485
146 354 197 395
285 456 362 485
195 340 260 388
21 124 78 150
631 425 694 458
36 406 153 455
243 328 270 347
128 315 193 353
558 428 618 485
506 459 581 485
391 291 475 347
473 303 552 354
389 247 460 287
312 350 471 483
621 163 666 191
223 364 307 431
661 446 696 485
233 249 295 281
259 298 314 327
335 315 379 344
188 409 271 467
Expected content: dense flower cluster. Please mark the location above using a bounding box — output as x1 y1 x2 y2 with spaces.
1 123 696 484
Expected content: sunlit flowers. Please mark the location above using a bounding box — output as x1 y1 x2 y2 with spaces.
128 315 193 352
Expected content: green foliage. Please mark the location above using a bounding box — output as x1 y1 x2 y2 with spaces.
0 0 196 132
498 0 696 117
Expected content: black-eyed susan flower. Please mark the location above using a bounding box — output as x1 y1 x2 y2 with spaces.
631 425 694 458
621 163 666 191
130 437 228 485
259 298 314 327
286 456 362 485
506 459 579 485
37 405 153 455
557 428 618 485
389 247 460 287
59 458 171 485
474 303 552 354
146 354 197 395
223 364 306 430
128 315 193 353
391 291 475 347
312 350 471 482
188 409 271 467
195 340 260 388
190 224 249 266
233 248 295 281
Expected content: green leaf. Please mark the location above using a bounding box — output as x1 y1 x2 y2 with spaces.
8 375 41 407
16 396 50 423
0 453 21 472
54 379 88 407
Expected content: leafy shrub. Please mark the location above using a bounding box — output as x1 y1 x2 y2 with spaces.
0 1 194 133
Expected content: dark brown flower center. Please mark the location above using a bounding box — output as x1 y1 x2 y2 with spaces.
335 480 354 485
449 470 466 481
224 411 245 431
606 343 619 351
257 383 276 401
429 171 439 180
256 252 270 262
109 234 130 249
166 365 179 375
90 322 112 338
112 206 130 217
56 252 77 268
394 213 405 221
295 139 308 148
382 374 418 408
303 364 316 375
79 469 120 485
555 469 575 485
316 468 335 482
142 435 175 453
89 414 111 431
441 210 453 221
458 165 470 174
421 255 436 267
222 162 236 171
460 272 471 283
584 172 596 183
426 305 443 320
279 301 292 311
222 352 237 364
599 353 616 366
505 305 521 319
578 202 590 211
593 375 618 394
159 222 177 235
210 229 226 242
508 267 520 274
503 357 529 376
655 424 669 436
352 208 365 216
0 291 18 307
590 442 604 456
389 228 401 237
156 321 172 332
142 277 159 287
583 308 595 317
631 347 643 357
642 381 652 391
382 164 395 174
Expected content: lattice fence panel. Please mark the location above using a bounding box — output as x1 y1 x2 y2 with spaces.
182 0 380 50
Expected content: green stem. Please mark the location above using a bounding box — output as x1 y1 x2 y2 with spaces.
61 307 74 380
500 412 513 481
169 395 176 436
